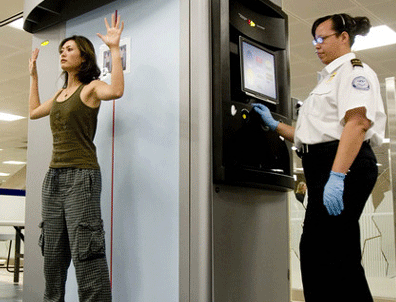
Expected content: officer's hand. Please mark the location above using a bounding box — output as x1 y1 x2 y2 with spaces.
323 171 346 216
251 103 279 131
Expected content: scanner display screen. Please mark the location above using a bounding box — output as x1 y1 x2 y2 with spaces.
240 37 277 102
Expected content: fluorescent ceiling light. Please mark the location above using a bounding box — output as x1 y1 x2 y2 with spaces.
352 25 396 51
0 173 10 177
7 18 24 31
3 161 26 165
0 112 25 121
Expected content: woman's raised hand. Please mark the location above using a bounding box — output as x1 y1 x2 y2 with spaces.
97 14 124 49
29 48 39 77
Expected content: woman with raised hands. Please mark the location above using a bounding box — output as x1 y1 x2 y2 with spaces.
29 14 124 302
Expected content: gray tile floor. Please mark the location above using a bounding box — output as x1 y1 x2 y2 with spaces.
0 268 23 302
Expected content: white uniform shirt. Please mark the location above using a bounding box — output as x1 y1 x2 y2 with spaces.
294 52 386 149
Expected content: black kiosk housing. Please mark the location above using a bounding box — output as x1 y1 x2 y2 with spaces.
212 0 294 191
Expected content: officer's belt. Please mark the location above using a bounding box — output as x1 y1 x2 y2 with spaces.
297 140 370 158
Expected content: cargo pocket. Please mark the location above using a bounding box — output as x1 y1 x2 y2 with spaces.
77 220 106 261
38 221 44 256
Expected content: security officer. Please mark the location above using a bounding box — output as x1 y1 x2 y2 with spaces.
253 13 386 302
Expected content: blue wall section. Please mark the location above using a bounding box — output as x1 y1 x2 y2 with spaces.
66 0 179 300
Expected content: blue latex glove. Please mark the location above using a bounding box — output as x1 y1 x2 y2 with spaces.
251 103 279 131
323 171 346 216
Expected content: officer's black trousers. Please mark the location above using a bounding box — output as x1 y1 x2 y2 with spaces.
300 141 376 302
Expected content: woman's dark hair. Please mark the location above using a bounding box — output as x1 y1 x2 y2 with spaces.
59 35 101 88
311 14 371 47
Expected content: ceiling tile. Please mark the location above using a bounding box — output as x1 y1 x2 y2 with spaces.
0 42 20 58
366 1 396 24
0 0 23 21
355 0 391 6
283 0 357 21
0 27 32 50
290 61 320 77
288 22 312 46
6 50 32 68
342 7 383 27
376 59 396 76
287 13 304 26
290 43 318 62
356 44 396 62
0 61 18 79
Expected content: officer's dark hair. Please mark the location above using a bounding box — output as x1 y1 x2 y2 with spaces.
311 14 371 47
59 35 101 88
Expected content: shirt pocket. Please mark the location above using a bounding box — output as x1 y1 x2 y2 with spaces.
305 85 333 118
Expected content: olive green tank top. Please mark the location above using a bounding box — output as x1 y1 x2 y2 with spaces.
49 84 100 169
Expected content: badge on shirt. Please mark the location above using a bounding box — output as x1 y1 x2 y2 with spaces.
352 76 370 91
327 71 337 82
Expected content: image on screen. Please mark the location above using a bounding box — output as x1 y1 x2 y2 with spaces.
240 37 277 102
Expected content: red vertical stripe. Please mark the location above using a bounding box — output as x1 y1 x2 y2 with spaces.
110 99 115 287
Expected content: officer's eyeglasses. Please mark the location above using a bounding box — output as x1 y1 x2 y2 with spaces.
312 33 337 46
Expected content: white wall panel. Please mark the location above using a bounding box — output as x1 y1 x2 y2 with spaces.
24 23 66 302
65 0 180 300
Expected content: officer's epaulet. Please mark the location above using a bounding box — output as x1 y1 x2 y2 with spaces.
351 58 363 68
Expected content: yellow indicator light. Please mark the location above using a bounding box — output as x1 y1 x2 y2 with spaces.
248 20 256 27
242 114 247 119
41 40 49 46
